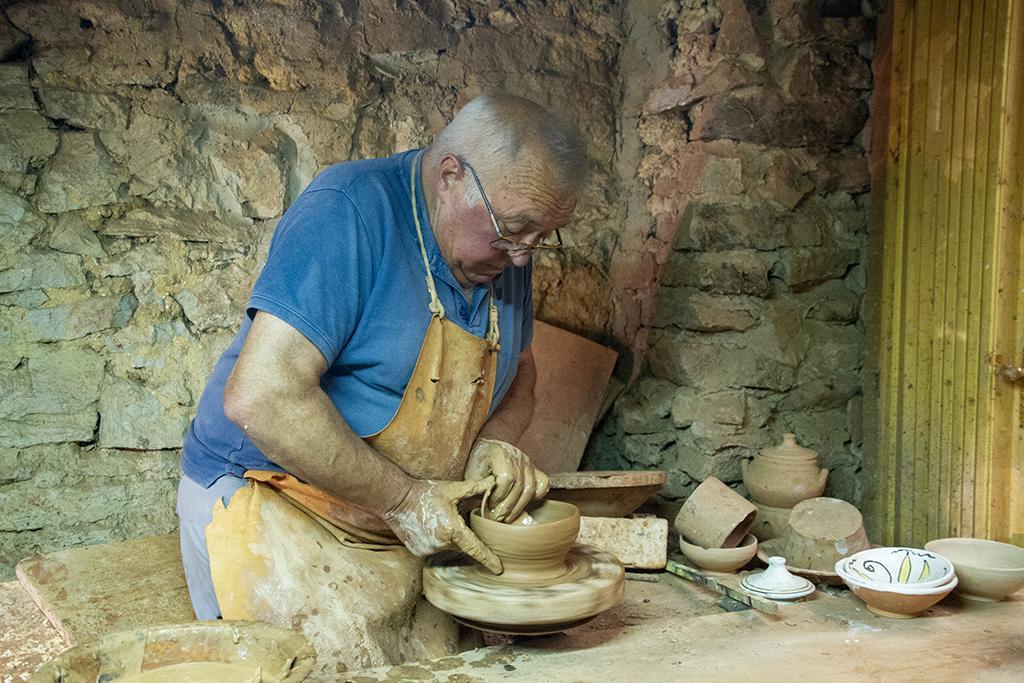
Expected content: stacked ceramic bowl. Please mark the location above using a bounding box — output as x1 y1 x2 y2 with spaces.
835 547 958 618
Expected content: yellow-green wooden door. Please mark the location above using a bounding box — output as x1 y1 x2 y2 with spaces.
866 0 1024 547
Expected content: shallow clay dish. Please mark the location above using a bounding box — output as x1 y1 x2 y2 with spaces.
679 534 758 573
545 470 666 517
840 547 954 589
837 571 958 618
28 621 315 682
924 537 1024 601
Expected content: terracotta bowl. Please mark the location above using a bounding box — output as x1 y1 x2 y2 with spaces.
470 500 580 581
544 470 666 517
837 568 958 618
674 477 758 549
839 547 955 589
679 533 758 573
924 537 1024 601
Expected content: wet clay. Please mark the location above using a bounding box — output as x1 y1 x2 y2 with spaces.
423 501 624 634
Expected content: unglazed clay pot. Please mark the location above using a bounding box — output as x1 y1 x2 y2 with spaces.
751 502 793 541
776 497 871 571
470 500 580 582
742 433 829 508
673 476 758 549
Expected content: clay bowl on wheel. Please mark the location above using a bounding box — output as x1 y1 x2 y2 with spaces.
544 470 666 517
470 500 580 582
924 537 1024 601
679 533 758 573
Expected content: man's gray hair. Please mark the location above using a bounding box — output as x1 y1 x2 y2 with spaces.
431 94 588 199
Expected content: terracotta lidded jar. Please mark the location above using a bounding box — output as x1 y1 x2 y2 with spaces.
742 433 828 508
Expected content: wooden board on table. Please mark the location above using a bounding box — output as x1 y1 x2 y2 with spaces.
14 533 195 646
516 320 618 474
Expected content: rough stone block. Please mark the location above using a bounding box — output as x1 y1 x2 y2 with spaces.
662 250 772 297
577 515 668 569
648 332 797 392
0 111 59 175
671 389 746 428
0 64 35 110
0 252 85 294
772 247 860 292
0 347 104 448
652 287 759 332
37 88 130 131
675 202 824 252
24 295 136 342
49 213 107 259
98 376 190 450
34 132 126 213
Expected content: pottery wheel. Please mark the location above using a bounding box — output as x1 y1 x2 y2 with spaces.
423 545 624 635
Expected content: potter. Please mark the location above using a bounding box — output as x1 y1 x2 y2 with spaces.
175 94 587 672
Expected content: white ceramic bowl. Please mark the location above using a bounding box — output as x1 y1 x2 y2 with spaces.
924 537 1024 601
839 547 955 589
835 559 956 594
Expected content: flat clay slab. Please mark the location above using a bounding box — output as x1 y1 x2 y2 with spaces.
515 321 618 474
546 471 666 517
15 533 195 645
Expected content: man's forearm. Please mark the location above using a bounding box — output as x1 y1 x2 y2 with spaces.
224 312 413 517
476 347 536 444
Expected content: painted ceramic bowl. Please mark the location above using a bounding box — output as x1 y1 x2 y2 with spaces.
839 547 955 589
679 533 758 573
839 572 958 618
835 560 955 593
470 500 580 582
924 537 1024 601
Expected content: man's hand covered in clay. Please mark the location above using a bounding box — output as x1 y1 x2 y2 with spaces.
381 477 503 574
465 438 550 523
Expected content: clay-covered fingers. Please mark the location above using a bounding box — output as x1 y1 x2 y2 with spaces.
450 520 503 574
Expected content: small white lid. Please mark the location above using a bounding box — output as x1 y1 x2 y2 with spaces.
743 556 814 593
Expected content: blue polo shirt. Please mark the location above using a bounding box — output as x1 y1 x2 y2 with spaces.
180 150 533 487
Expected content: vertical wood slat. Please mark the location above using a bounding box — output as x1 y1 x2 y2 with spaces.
868 0 1023 547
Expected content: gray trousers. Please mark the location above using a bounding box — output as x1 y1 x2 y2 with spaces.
176 472 246 620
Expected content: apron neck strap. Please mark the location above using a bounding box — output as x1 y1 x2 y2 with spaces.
410 151 445 319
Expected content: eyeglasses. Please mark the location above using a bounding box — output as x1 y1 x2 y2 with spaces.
461 159 563 255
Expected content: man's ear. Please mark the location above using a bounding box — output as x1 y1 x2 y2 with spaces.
436 154 464 192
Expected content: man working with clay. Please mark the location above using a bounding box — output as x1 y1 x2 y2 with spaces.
175 93 586 668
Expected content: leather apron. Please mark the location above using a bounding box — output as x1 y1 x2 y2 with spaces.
206 152 500 674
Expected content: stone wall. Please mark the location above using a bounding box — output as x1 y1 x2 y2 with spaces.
0 0 874 578
0 0 623 579
586 0 873 512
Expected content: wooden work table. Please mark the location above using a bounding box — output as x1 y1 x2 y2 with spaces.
3 536 1023 681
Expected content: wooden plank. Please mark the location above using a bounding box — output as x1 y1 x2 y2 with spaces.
14 533 194 646
664 559 778 614
514 320 618 474
0 580 67 682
